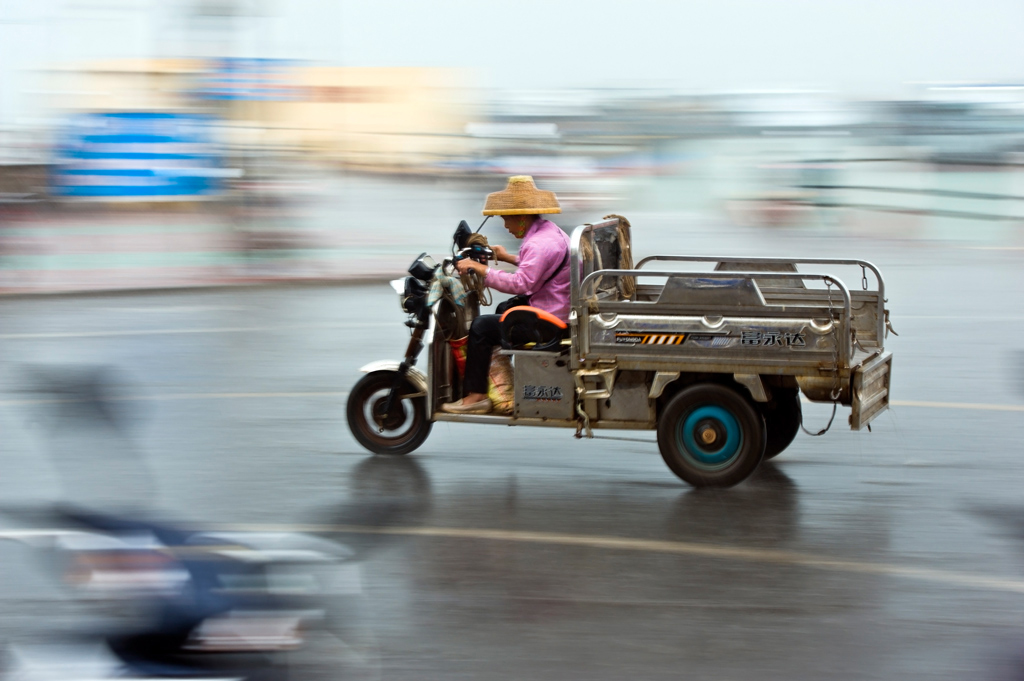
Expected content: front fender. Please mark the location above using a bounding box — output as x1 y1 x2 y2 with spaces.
358 361 429 395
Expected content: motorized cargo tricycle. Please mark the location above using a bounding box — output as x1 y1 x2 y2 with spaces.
347 217 894 487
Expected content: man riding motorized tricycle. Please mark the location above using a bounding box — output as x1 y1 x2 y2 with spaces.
443 176 570 414
347 176 895 488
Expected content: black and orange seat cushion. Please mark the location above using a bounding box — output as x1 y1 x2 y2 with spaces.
499 306 568 351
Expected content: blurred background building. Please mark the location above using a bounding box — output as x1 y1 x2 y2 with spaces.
3 0 1024 291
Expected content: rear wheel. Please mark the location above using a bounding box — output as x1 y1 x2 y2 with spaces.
657 383 765 488
762 386 801 460
346 371 431 455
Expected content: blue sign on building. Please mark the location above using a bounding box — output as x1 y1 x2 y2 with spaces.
53 112 224 199
196 58 299 101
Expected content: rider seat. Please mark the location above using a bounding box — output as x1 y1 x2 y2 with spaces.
499 306 568 352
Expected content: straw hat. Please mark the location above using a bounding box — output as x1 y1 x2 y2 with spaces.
482 175 561 216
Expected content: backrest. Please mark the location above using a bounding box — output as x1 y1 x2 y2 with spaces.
573 216 634 303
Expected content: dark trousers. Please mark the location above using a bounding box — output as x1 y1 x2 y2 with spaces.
464 314 502 395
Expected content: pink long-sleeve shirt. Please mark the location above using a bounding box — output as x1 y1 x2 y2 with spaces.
485 217 571 322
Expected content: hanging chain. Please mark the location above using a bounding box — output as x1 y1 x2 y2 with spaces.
800 277 841 436
856 262 898 339
826 278 842 402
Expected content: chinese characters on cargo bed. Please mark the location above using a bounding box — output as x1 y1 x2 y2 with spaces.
612 330 807 348
741 331 806 347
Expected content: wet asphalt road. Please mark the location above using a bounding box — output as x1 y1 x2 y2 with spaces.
2 217 1024 680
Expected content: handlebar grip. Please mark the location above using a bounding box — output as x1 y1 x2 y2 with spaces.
455 246 493 265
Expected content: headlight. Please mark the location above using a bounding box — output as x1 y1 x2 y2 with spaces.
403 275 427 298
402 296 420 314
401 276 428 314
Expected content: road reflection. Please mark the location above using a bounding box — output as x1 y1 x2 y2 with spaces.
666 462 799 546
316 455 902 680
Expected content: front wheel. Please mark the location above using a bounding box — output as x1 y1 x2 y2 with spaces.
346 371 431 455
657 383 765 488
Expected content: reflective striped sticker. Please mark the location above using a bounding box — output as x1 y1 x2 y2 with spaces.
615 332 687 345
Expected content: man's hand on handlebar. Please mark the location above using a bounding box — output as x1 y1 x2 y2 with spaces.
491 245 516 265
456 258 488 277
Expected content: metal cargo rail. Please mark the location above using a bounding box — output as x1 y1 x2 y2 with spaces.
568 219 893 430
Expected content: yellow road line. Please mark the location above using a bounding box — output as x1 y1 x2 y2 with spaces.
891 399 1024 413
0 322 392 340
0 391 349 407
0 327 287 340
6 522 1022 594
225 523 1024 595
798 395 1024 411
4 393 1022 414
898 314 1024 321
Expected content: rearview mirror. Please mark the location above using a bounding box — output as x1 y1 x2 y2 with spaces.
454 220 472 250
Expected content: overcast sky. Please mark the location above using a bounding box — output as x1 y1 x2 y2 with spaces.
305 0 1024 94
3 0 1024 123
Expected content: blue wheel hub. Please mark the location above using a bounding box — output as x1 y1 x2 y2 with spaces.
677 405 742 469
